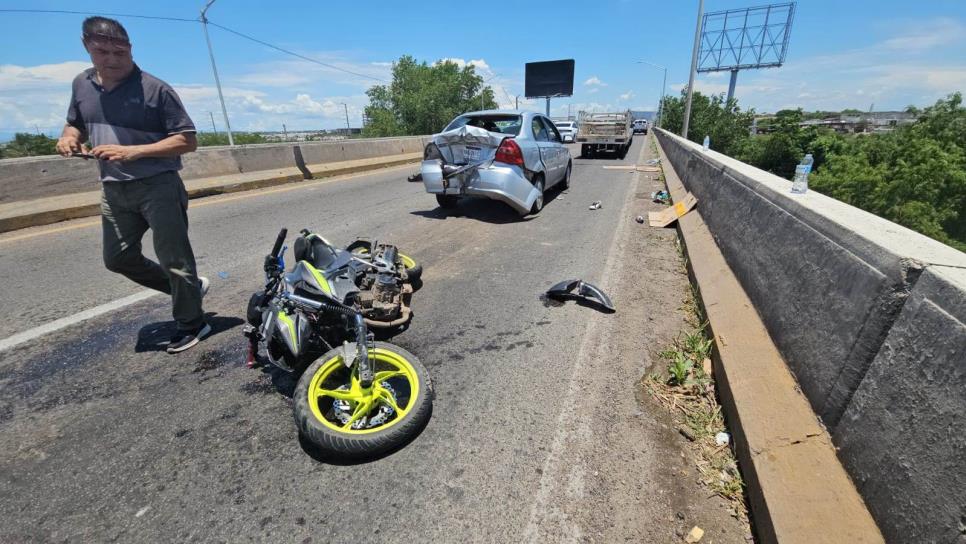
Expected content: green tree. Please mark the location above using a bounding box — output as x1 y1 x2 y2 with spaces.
363 55 498 137
810 93 966 250
659 90 755 156
0 133 58 158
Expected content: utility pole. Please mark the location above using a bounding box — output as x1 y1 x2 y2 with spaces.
341 103 351 139
515 95 519 109
282 123 287 140
208 111 217 133
545 97 550 117
201 0 234 146
682 0 704 140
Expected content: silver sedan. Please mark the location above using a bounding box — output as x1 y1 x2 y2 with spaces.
420 110 572 216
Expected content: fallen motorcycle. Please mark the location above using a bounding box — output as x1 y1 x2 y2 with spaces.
244 228 432 458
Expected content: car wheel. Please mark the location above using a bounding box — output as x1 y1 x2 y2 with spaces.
436 194 459 209
561 162 572 190
529 176 545 215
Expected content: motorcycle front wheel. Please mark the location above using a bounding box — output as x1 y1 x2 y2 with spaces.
294 342 433 459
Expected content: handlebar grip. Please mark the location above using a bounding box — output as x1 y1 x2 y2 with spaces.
270 228 287 256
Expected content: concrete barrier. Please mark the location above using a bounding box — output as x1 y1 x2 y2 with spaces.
654 128 966 543
0 136 431 204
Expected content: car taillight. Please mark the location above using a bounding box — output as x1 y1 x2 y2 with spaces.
495 138 524 166
424 143 443 160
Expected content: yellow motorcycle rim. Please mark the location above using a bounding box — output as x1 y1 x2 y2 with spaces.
307 348 421 435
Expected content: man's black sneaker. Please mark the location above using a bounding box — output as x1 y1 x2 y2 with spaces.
166 323 211 354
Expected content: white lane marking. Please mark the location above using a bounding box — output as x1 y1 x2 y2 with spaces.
0 290 159 354
521 137 646 542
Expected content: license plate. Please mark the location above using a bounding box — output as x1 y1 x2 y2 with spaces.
464 146 481 162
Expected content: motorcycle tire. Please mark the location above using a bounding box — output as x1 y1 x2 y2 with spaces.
398 253 423 283
294 342 433 459
247 291 265 327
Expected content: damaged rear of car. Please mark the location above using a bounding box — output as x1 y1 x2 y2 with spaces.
421 110 571 216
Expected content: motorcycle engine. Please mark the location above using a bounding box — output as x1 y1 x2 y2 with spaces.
366 272 401 319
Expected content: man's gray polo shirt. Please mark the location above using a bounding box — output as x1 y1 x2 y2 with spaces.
66 66 196 182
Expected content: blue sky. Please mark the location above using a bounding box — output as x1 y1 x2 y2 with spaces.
1 0 964 140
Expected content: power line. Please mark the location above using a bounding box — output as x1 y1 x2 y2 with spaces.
2 9 388 83
206 21 389 83
0 9 197 23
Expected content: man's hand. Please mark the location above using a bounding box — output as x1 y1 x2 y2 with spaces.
91 144 144 162
56 136 88 157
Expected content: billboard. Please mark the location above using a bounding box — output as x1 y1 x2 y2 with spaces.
698 2 796 72
525 59 575 98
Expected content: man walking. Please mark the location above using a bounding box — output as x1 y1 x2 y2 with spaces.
56 17 210 353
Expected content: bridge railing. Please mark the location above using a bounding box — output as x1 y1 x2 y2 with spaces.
655 127 966 543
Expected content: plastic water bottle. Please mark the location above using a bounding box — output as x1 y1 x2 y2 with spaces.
702 135 710 151
791 153 814 194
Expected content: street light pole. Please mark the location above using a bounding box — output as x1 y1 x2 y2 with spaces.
341 103 350 139
200 0 234 146
682 0 704 140
636 60 667 128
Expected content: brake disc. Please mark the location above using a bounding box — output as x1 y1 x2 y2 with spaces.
332 382 397 429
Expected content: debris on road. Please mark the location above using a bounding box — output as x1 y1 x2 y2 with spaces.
546 279 615 313
218 271 229 279
648 193 698 227
589 201 602 210
685 526 705 543
702 357 713 377
651 190 670 204
407 172 422 182
645 158 661 166
635 215 645 224
715 432 731 447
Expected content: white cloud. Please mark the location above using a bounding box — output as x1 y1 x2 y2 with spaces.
235 54 392 89
881 17 966 52
437 58 491 72
0 61 90 91
619 91 635 101
587 88 599 94
584 76 607 87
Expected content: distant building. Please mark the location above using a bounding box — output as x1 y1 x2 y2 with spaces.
752 111 918 135
799 111 917 134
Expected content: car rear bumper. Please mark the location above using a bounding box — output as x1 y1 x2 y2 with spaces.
421 160 538 214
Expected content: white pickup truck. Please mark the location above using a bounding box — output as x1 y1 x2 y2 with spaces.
575 110 633 159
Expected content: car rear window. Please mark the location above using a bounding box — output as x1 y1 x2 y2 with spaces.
444 115 523 136
556 122 574 129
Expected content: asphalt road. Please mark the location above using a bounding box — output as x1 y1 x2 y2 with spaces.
0 136 749 543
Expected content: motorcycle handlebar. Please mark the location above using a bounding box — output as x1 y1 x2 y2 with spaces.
270 228 287 257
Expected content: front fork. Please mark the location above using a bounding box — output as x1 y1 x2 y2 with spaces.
353 313 374 388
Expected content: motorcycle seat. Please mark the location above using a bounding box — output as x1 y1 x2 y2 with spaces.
294 233 338 271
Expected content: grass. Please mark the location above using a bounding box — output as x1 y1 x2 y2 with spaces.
644 318 749 520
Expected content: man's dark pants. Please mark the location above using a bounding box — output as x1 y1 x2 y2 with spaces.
100 171 204 331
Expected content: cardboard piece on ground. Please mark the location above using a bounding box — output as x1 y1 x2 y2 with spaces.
602 165 637 170
648 192 698 227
